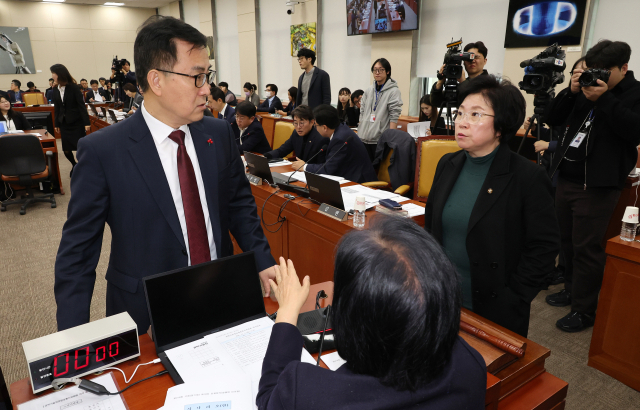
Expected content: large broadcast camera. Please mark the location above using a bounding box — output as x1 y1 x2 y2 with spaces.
437 38 475 102
111 56 128 86
516 43 567 158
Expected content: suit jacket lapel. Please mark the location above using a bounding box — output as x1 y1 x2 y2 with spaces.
431 152 465 241
467 144 513 234
189 121 222 253
127 111 186 248
309 68 320 89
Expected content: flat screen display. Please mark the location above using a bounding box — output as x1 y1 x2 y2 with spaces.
143 252 266 352
346 0 419 36
504 0 587 48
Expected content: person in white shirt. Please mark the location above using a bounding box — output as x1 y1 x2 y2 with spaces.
85 80 108 103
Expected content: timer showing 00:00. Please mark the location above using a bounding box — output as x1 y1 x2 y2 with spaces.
53 341 120 377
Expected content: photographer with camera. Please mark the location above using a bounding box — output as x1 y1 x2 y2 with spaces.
543 40 640 333
110 58 136 104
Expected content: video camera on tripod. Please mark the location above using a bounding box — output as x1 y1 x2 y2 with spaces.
516 43 567 158
111 56 128 102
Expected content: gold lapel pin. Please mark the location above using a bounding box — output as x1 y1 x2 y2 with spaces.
487 188 493 194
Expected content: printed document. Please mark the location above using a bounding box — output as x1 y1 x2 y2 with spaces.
163 374 253 410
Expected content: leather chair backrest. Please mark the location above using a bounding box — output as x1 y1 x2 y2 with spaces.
0 134 46 177
273 121 295 155
414 138 460 202
23 92 44 106
377 148 393 184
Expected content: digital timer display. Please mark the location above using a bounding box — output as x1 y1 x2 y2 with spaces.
28 329 138 392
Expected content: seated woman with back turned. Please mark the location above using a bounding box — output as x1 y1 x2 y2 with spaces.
258 216 487 410
424 75 559 337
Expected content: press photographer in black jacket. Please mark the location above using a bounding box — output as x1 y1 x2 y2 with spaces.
543 40 640 332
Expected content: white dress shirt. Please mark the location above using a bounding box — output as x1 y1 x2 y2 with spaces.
141 102 217 265
58 85 66 101
2 115 16 131
220 103 228 118
91 90 103 102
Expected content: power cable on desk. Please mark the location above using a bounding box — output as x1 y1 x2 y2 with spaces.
261 189 296 234
102 358 161 383
77 370 169 396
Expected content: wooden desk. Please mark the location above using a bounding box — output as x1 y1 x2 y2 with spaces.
588 236 640 391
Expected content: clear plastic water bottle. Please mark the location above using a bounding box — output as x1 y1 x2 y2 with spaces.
353 196 366 228
620 222 638 241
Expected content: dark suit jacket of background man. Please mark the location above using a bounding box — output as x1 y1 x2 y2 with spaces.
84 88 110 103
54 110 275 332
218 104 236 125
296 67 331 109
231 118 271 155
305 123 376 183
257 96 284 114
264 127 329 164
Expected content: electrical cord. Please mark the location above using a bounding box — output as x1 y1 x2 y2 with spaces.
260 189 297 234
76 370 169 396
102 358 161 383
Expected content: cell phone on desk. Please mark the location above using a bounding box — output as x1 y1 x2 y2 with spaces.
268 158 286 163
379 199 402 210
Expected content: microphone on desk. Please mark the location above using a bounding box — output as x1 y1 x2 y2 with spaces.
311 136 351 177
286 144 328 185
316 305 331 366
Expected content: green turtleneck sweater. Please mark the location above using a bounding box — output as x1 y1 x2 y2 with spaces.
442 146 498 310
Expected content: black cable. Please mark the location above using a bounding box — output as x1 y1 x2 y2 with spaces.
261 189 294 234
78 370 168 396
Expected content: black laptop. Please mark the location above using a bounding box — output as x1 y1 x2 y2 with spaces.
244 151 297 184
305 172 345 211
143 252 266 384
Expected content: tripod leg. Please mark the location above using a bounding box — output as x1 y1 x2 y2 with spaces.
516 116 535 155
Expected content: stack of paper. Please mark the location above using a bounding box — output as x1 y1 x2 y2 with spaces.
281 171 350 185
268 160 292 168
341 185 410 211
407 121 431 139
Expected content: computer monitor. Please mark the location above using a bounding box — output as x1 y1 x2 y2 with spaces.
305 172 346 210
22 111 54 136
244 151 274 184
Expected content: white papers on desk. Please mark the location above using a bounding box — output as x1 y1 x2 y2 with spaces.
268 160 292 167
401 202 426 217
407 121 431 139
281 171 349 185
341 185 409 210
17 374 126 410
321 351 347 371
163 374 253 410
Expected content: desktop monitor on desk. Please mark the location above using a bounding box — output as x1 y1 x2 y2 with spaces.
22 111 54 136
305 172 346 211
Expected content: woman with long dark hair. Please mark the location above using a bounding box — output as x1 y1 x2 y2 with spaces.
50 63 91 177
419 94 446 133
336 87 351 124
0 92 32 131
276 86 298 116
243 82 259 107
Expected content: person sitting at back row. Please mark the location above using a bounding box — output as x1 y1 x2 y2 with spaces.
257 83 284 114
218 82 238 106
276 86 298 117
293 104 376 183
264 105 329 164
243 82 260 107
232 100 270 155
207 86 236 124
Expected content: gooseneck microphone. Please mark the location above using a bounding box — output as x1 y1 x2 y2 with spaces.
312 135 352 176
286 144 328 184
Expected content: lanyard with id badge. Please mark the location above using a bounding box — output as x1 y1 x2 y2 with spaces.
371 88 382 122
564 108 595 161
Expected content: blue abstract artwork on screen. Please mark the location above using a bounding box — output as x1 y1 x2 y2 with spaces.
513 2 577 36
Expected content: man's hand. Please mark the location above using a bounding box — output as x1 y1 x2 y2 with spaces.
259 265 277 298
570 68 584 94
269 257 310 325
291 157 305 170
534 140 549 153
84 125 90 132
583 79 608 102
523 116 536 133
89 98 94 102
435 64 446 90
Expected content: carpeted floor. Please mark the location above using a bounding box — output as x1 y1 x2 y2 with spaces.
1 140 639 408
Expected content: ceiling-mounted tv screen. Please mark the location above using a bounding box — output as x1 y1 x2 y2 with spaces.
347 0 419 36
504 0 587 48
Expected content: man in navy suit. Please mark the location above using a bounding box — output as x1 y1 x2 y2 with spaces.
207 86 235 124
257 84 284 113
7 79 23 102
296 49 331 109
85 80 110 103
231 101 271 155
293 104 376 183
54 16 276 333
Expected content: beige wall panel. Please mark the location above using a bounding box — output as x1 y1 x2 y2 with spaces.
158 5 171 16
237 12 256 33
236 0 255 16
91 29 137 43
371 31 412 115
0 1 13 26
28 27 56 42
200 21 214 37
5 2 53 28
290 0 317 25
169 1 181 19
238 30 258 85
89 6 154 30
56 41 98 79
50 4 92 29
199 0 212 22
54 28 93 43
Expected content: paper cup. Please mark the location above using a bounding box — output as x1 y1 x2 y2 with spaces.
354 196 366 212
622 206 639 223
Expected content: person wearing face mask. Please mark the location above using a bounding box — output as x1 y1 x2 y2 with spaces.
430 41 490 109
543 40 640 333
345 89 363 127
424 76 559 337
243 82 260 107
257 84 284 113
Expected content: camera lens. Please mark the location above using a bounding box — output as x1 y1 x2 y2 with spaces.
580 73 594 87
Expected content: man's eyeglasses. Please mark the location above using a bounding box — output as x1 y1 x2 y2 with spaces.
154 68 215 88
293 120 308 127
453 110 495 124
372 68 386 74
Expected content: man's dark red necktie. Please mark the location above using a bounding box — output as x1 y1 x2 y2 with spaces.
167 130 211 265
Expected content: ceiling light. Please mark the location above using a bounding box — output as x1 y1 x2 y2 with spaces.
104 2 125 5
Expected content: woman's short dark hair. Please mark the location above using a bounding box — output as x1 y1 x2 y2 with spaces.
371 58 391 79
134 15 207 92
333 216 461 391
210 86 225 101
243 82 257 92
297 48 316 65
123 83 137 93
351 89 364 103
235 100 256 118
458 75 525 143
585 40 631 69
464 41 488 58
50 64 76 86
419 94 436 122
287 86 298 103
313 104 340 129
571 57 586 73
0 92 17 120
291 104 314 122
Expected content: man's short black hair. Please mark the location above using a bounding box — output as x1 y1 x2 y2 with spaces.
371 58 391 78
134 15 207 92
266 83 278 94
236 100 256 117
99 77 106 81
458 75 525 143
12 79 21 88
333 216 461 391
49 78 54 82
123 83 137 93
27 81 35 88
90 79 99 85
123 60 131 66
291 104 314 121
81 78 87 82
351 89 364 102
218 81 228 88
464 41 488 58
210 86 225 102
585 40 631 69
297 48 316 65
313 104 340 130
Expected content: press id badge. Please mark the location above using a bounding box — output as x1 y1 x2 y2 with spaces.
370 113 376 122
569 132 587 148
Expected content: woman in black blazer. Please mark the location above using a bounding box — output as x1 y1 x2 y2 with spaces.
276 86 297 117
0 92 32 131
424 76 559 337
50 64 91 176
258 216 487 410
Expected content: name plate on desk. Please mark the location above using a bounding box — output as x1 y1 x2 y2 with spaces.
318 203 348 222
246 173 263 186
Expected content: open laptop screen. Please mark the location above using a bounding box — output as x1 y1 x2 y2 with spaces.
143 252 266 352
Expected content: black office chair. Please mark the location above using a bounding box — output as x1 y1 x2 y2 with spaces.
0 363 11 410
0 134 56 215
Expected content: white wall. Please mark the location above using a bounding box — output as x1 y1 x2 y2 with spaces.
215 0 241 93
182 0 200 29
321 0 372 101
258 0 292 101
416 0 509 79
590 0 640 70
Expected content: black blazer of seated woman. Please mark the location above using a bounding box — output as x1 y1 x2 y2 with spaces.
0 97 32 130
